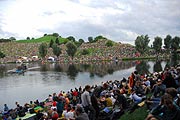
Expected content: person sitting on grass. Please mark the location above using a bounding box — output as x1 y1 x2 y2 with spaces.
145 87 180 111
145 93 180 120
151 79 166 98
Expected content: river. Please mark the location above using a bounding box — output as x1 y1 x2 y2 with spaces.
0 60 169 110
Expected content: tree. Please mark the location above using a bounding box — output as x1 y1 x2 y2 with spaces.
55 37 60 45
88 37 93 43
66 41 77 60
135 35 150 55
52 44 61 59
171 36 180 60
49 39 54 48
153 36 162 55
164 35 172 50
26 37 30 40
9 37 16 41
0 51 5 58
67 36 76 42
78 39 84 44
94 35 107 42
171 36 180 52
44 34 47 36
105 40 113 47
52 33 59 37
39 43 48 59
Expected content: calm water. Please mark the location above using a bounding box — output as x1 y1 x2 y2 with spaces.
0 60 169 110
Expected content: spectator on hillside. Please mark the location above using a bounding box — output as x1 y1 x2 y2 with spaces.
56 97 64 117
163 71 177 88
152 79 166 98
146 93 180 120
3 104 9 113
81 85 96 120
92 83 109 98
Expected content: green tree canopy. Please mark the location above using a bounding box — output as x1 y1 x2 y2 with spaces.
9 37 16 41
94 35 107 42
105 40 113 47
66 41 77 60
26 37 30 40
78 39 84 44
52 33 59 37
0 51 5 58
153 36 162 55
171 36 180 52
52 44 61 58
135 35 150 55
39 43 48 59
164 35 172 50
67 36 76 42
88 37 93 43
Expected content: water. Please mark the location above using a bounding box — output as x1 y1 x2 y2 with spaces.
0 60 168 110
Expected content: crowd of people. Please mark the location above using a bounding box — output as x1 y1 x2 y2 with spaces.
0 40 137 63
1 64 180 120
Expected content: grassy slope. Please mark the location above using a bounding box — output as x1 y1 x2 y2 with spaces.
16 36 68 43
119 106 148 120
17 37 124 59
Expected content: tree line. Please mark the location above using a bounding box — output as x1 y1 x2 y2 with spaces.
135 34 180 57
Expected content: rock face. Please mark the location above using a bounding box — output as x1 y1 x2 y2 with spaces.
0 40 136 63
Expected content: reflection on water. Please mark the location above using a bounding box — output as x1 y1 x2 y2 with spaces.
0 60 179 109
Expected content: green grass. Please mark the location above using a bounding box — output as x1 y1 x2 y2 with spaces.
122 57 155 60
16 36 68 43
119 105 148 120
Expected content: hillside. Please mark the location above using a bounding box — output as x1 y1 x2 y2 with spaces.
0 36 136 63
16 35 68 43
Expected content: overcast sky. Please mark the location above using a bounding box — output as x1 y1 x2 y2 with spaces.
0 0 180 45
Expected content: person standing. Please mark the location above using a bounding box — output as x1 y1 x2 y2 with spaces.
75 105 89 120
81 85 96 120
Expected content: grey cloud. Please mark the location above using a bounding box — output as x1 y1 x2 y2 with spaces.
100 0 180 41
38 0 180 44
0 0 180 44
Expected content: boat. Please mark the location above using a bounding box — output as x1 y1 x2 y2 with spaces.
7 68 25 75
7 64 27 75
7 66 40 75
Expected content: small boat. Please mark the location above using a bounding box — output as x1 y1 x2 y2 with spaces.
7 68 25 75
7 66 40 75
7 64 27 75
